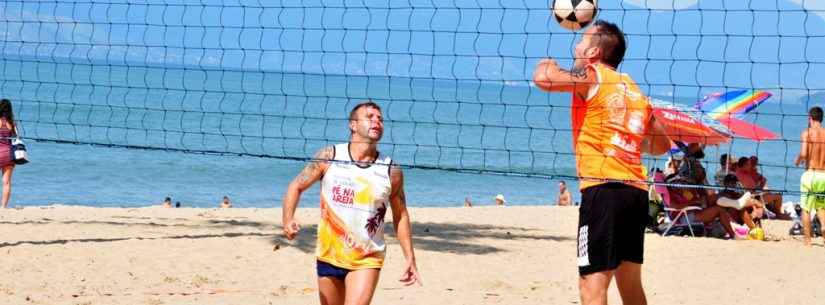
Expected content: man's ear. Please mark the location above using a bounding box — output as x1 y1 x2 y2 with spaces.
585 46 600 62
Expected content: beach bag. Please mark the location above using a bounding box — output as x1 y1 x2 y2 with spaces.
11 137 28 165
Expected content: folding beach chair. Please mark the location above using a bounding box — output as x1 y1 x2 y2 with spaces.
653 171 705 237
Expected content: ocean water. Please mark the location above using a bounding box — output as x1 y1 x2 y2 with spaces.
2 60 814 207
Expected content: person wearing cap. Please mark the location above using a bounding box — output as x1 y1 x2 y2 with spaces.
668 142 707 185
663 154 682 178
494 194 506 206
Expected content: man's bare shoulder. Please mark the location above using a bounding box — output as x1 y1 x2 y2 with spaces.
313 145 335 161
805 127 825 142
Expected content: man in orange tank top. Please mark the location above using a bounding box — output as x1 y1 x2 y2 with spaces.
533 20 671 305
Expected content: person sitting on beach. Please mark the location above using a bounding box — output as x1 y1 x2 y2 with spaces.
556 181 572 206
714 153 736 187
666 142 710 207
494 194 507 206
162 197 172 208
667 142 707 184
464 196 473 207
748 156 789 220
746 156 767 189
664 175 738 239
220 196 232 208
716 174 764 231
735 157 757 190
663 154 682 178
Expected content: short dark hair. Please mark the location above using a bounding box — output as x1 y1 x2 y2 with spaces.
723 174 738 187
810 106 823 123
719 153 729 167
349 101 382 122
559 180 566 185
737 157 749 168
591 20 627 69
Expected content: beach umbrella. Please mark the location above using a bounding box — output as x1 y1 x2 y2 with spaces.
694 89 778 142
696 89 772 120
716 116 778 142
650 98 731 145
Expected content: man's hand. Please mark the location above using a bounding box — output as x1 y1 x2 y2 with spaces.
398 259 422 287
283 218 301 240
641 116 672 156
535 58 561 78
281 146 332 242
532 58 561 88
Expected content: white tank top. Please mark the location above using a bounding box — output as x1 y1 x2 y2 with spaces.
316 143 392 269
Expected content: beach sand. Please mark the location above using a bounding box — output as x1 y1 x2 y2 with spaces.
0 205 822 305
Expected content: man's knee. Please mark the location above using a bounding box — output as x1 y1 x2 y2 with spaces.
579 271 612 305
579 271 612 293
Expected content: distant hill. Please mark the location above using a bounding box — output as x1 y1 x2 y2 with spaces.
799 92 825 106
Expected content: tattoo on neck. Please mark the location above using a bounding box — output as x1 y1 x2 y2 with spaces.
570 67 586 79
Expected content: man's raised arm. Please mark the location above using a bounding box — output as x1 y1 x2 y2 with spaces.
533 58 595 97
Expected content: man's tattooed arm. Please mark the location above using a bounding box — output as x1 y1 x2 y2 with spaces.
296 146 333 185
533 58 595 94
282 146 333 230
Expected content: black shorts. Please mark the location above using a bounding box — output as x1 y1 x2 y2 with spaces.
317 260 351 279
577 183 648 276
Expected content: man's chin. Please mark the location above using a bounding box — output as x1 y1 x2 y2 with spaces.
368 131 383 140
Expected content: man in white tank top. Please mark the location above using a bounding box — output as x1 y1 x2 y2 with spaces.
281 101 422 305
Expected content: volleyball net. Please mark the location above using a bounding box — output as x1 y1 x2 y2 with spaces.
1 0 824 196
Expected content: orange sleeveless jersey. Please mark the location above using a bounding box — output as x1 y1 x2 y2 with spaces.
571 63 651 191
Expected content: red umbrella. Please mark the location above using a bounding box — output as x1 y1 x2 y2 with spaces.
716 117 778 142
650 102 731 145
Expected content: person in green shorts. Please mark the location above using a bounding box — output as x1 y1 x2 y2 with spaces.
795 106 825 246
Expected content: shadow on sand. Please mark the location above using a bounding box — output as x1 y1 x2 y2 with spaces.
270 221 572 255
1 217 572 255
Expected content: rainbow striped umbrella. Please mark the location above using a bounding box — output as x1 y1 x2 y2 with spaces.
696 89 772 120
650 98 731 145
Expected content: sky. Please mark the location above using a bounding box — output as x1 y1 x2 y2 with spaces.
1 0 825 100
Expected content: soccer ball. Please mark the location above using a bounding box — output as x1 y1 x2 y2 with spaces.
553 0 598 31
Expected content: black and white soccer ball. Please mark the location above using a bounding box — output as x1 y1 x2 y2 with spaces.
553 0 598 31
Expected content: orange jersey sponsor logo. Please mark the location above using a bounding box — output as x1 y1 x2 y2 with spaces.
572 64 650 191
